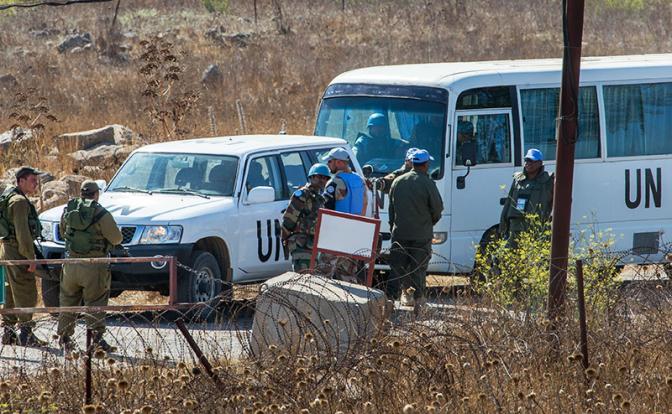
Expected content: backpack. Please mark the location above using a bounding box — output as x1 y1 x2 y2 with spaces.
63 198 108 254
0 187 19 239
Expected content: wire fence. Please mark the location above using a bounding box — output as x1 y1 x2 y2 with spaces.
1 244 672 412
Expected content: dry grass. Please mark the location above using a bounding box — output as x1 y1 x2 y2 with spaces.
3 284 672 413
0 0 671 178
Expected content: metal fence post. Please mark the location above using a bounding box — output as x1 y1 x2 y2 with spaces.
575 260 589 371
85 329 93 405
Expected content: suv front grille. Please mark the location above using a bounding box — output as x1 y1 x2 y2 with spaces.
54 224 137 245
121 227 136 244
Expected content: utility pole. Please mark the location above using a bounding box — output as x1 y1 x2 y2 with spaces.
548 0 585 321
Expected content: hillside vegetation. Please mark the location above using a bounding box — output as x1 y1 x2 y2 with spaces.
0 0 670 178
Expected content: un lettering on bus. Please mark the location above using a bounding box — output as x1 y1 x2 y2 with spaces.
625 168 661 209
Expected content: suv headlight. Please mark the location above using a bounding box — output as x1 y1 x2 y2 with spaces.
139 225 183 244
432 232 447 245
40 221 54 242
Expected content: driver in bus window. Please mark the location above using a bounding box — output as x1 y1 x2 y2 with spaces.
455 120 477 166
353 113 407 166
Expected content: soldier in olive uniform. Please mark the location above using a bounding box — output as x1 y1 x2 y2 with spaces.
388 150 444 307
57 181 122 352
281 164 330 272
0 166 49 346
499 148 554 247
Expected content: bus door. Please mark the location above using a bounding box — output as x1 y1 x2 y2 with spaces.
450 109 516 270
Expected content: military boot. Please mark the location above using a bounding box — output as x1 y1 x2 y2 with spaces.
1 326 18 345
18 327 48 348
92 332 115 353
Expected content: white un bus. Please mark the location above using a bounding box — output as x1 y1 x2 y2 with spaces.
315 53 672 274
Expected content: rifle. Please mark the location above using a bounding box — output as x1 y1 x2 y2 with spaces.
33 243 59 281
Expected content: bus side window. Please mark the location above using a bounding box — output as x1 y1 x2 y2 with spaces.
456 113 512 165
604 82 672 157
521 86 600 160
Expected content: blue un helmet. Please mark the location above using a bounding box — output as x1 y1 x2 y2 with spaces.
308 163 331 178
367 113 387 127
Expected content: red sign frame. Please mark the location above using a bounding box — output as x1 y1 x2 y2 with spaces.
309 208 381 287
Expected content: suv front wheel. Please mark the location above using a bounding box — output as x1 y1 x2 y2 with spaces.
178 250 222 305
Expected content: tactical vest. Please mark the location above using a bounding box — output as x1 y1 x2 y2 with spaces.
63 198 109 255
505 170 553 221
335 172 365 215
0 187 41 241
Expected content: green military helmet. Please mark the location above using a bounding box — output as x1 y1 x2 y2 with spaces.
308 163 330 178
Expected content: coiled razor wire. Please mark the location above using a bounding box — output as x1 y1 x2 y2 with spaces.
2 244 672 411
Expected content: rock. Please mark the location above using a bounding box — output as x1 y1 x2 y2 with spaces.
70 144 123 169
41 180 69 211
205 26 252 48
0 128 33 151
226 33 251 47
201 64 223 86
0 74 17 90
60 175 88 195
57 124 137 151
57 32 92 54
249 273 388 359
79 166 104 178
38 171 55 185
29 28 60 38
69 44 92 54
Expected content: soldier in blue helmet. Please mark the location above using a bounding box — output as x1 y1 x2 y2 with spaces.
499 148 554 247
353 113 408 166
281 163 331 272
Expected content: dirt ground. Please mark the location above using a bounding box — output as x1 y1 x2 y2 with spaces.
105 275 469 305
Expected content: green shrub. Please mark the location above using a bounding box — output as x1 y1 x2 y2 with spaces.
202 0 229 14
474 214 620 312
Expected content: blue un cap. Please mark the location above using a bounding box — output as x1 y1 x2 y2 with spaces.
411 149 434 164
366 113 387 127
524 148 544 162
405 147 419 161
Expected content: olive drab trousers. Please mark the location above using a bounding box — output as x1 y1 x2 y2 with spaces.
56 262 111 338
0 242 38 328
388 239 432 300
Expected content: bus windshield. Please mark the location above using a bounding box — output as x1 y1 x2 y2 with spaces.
315 94 447 178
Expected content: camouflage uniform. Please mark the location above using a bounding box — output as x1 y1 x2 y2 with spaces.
0 188 41 329
281 184 325 272
57 199 122 339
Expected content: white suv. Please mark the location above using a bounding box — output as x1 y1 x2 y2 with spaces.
38 135 363 304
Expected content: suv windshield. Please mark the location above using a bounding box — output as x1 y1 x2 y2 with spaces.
315 90 447 177
108 152 239 197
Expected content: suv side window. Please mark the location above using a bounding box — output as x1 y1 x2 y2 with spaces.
280 152 309 194
245 155 283 201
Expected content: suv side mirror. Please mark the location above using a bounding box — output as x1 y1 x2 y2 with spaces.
247 186 275 204
362 164 374 178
